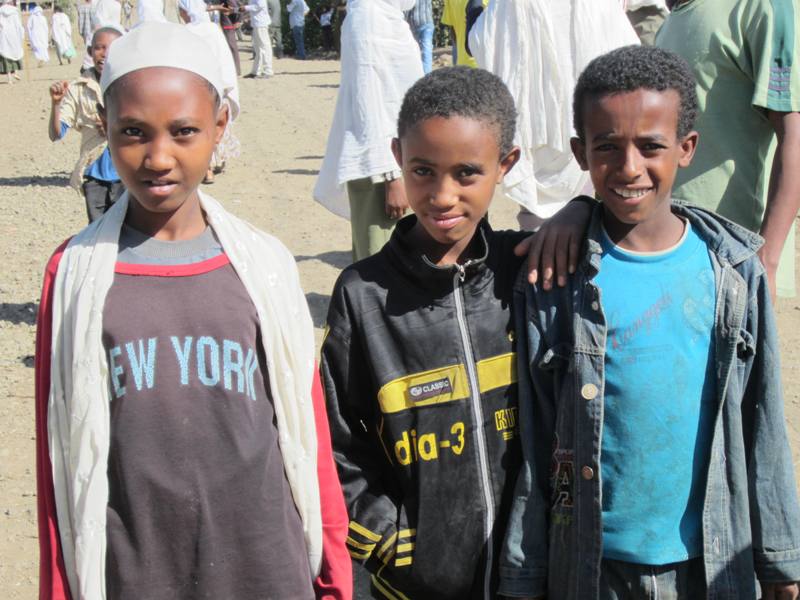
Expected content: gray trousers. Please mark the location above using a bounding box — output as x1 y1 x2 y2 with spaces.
82 178 125 222
599 557 706 600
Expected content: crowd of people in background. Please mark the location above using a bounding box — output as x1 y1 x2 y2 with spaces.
1 0 798 599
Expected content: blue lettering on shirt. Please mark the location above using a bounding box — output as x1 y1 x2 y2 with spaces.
108 335 261 401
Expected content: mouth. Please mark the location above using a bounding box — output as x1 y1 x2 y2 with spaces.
611 187 653 201
429 214 465 230
143 180 178 197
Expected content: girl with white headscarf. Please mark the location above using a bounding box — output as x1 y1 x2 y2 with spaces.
27 5 50 64
0 0 24 83
51 6 76 65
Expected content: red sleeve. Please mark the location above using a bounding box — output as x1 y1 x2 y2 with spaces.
311 364 353 600
35 241 72 600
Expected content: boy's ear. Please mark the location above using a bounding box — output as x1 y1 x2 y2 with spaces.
678 130 699 168
214 102 230 145
497 146 521 182
391 137 402 168
570 136 589 171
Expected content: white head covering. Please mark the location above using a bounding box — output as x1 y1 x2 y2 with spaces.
100 21 225 100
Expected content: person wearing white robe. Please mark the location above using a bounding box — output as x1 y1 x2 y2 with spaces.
313 0 423 261
27 5 50 64
0 0 24 83
468 0 639 229
51 7 76 64
136 0 167 24
91 0 122 29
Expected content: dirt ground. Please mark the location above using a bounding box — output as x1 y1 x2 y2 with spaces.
1 36 798 598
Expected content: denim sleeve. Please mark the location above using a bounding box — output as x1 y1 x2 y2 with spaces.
744 267 800 583
497 276 551 598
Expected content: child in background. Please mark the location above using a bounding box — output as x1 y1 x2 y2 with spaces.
48 26 124 222
321 66 592 600
318 4 334 52
51 6 76 66
502 45 800 600
35 22 350 599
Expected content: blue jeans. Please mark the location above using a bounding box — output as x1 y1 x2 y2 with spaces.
291 25 305 59
414 22 434 74
599 558 706 600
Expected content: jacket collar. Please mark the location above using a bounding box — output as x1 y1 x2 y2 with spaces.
385 214 491 284
581 201 764 277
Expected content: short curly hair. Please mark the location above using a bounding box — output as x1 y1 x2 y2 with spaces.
573 45 698 140
397 66 517 155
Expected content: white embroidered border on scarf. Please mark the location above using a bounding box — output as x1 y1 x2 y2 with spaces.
48 192 322 598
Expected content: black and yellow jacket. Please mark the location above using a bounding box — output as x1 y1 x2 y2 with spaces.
321 216 526 600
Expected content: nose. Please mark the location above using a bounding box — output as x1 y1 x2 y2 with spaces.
619 145 644 181
430 175 459 208
143 134 176 172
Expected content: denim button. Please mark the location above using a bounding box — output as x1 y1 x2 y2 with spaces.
581 466 594 480
591 301 600 311
581 383 598 400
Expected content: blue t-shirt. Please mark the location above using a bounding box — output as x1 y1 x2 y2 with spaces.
59 122 120 182
595 220 717 565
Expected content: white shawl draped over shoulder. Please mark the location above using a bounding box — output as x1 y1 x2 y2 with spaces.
48 192 322 598
469 0 639 217
313 0 422 219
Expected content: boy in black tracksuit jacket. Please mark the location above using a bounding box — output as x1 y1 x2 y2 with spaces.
321 67 590 599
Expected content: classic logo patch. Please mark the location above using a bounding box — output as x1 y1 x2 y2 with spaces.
408 377 452 402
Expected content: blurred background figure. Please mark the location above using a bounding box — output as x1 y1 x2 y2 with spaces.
27 5 50 66
51 5 76 65
405 0 433 74
468 0 638 229
0 0 24 84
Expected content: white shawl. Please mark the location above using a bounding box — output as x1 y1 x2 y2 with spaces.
27 7 50 62
136 0 167 24
91 0 122 28
48 192 322 598
313 0 422 219
469 0 639 217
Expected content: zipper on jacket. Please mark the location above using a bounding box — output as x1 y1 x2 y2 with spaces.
452 264 495 600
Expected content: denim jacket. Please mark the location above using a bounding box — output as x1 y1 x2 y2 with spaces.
499 203 800 599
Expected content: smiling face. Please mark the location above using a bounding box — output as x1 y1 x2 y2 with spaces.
392 115 519 265
91 30 120 74
571 88 697 248
102 67 228 230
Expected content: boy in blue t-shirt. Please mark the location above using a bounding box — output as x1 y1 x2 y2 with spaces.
501 45 800 600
